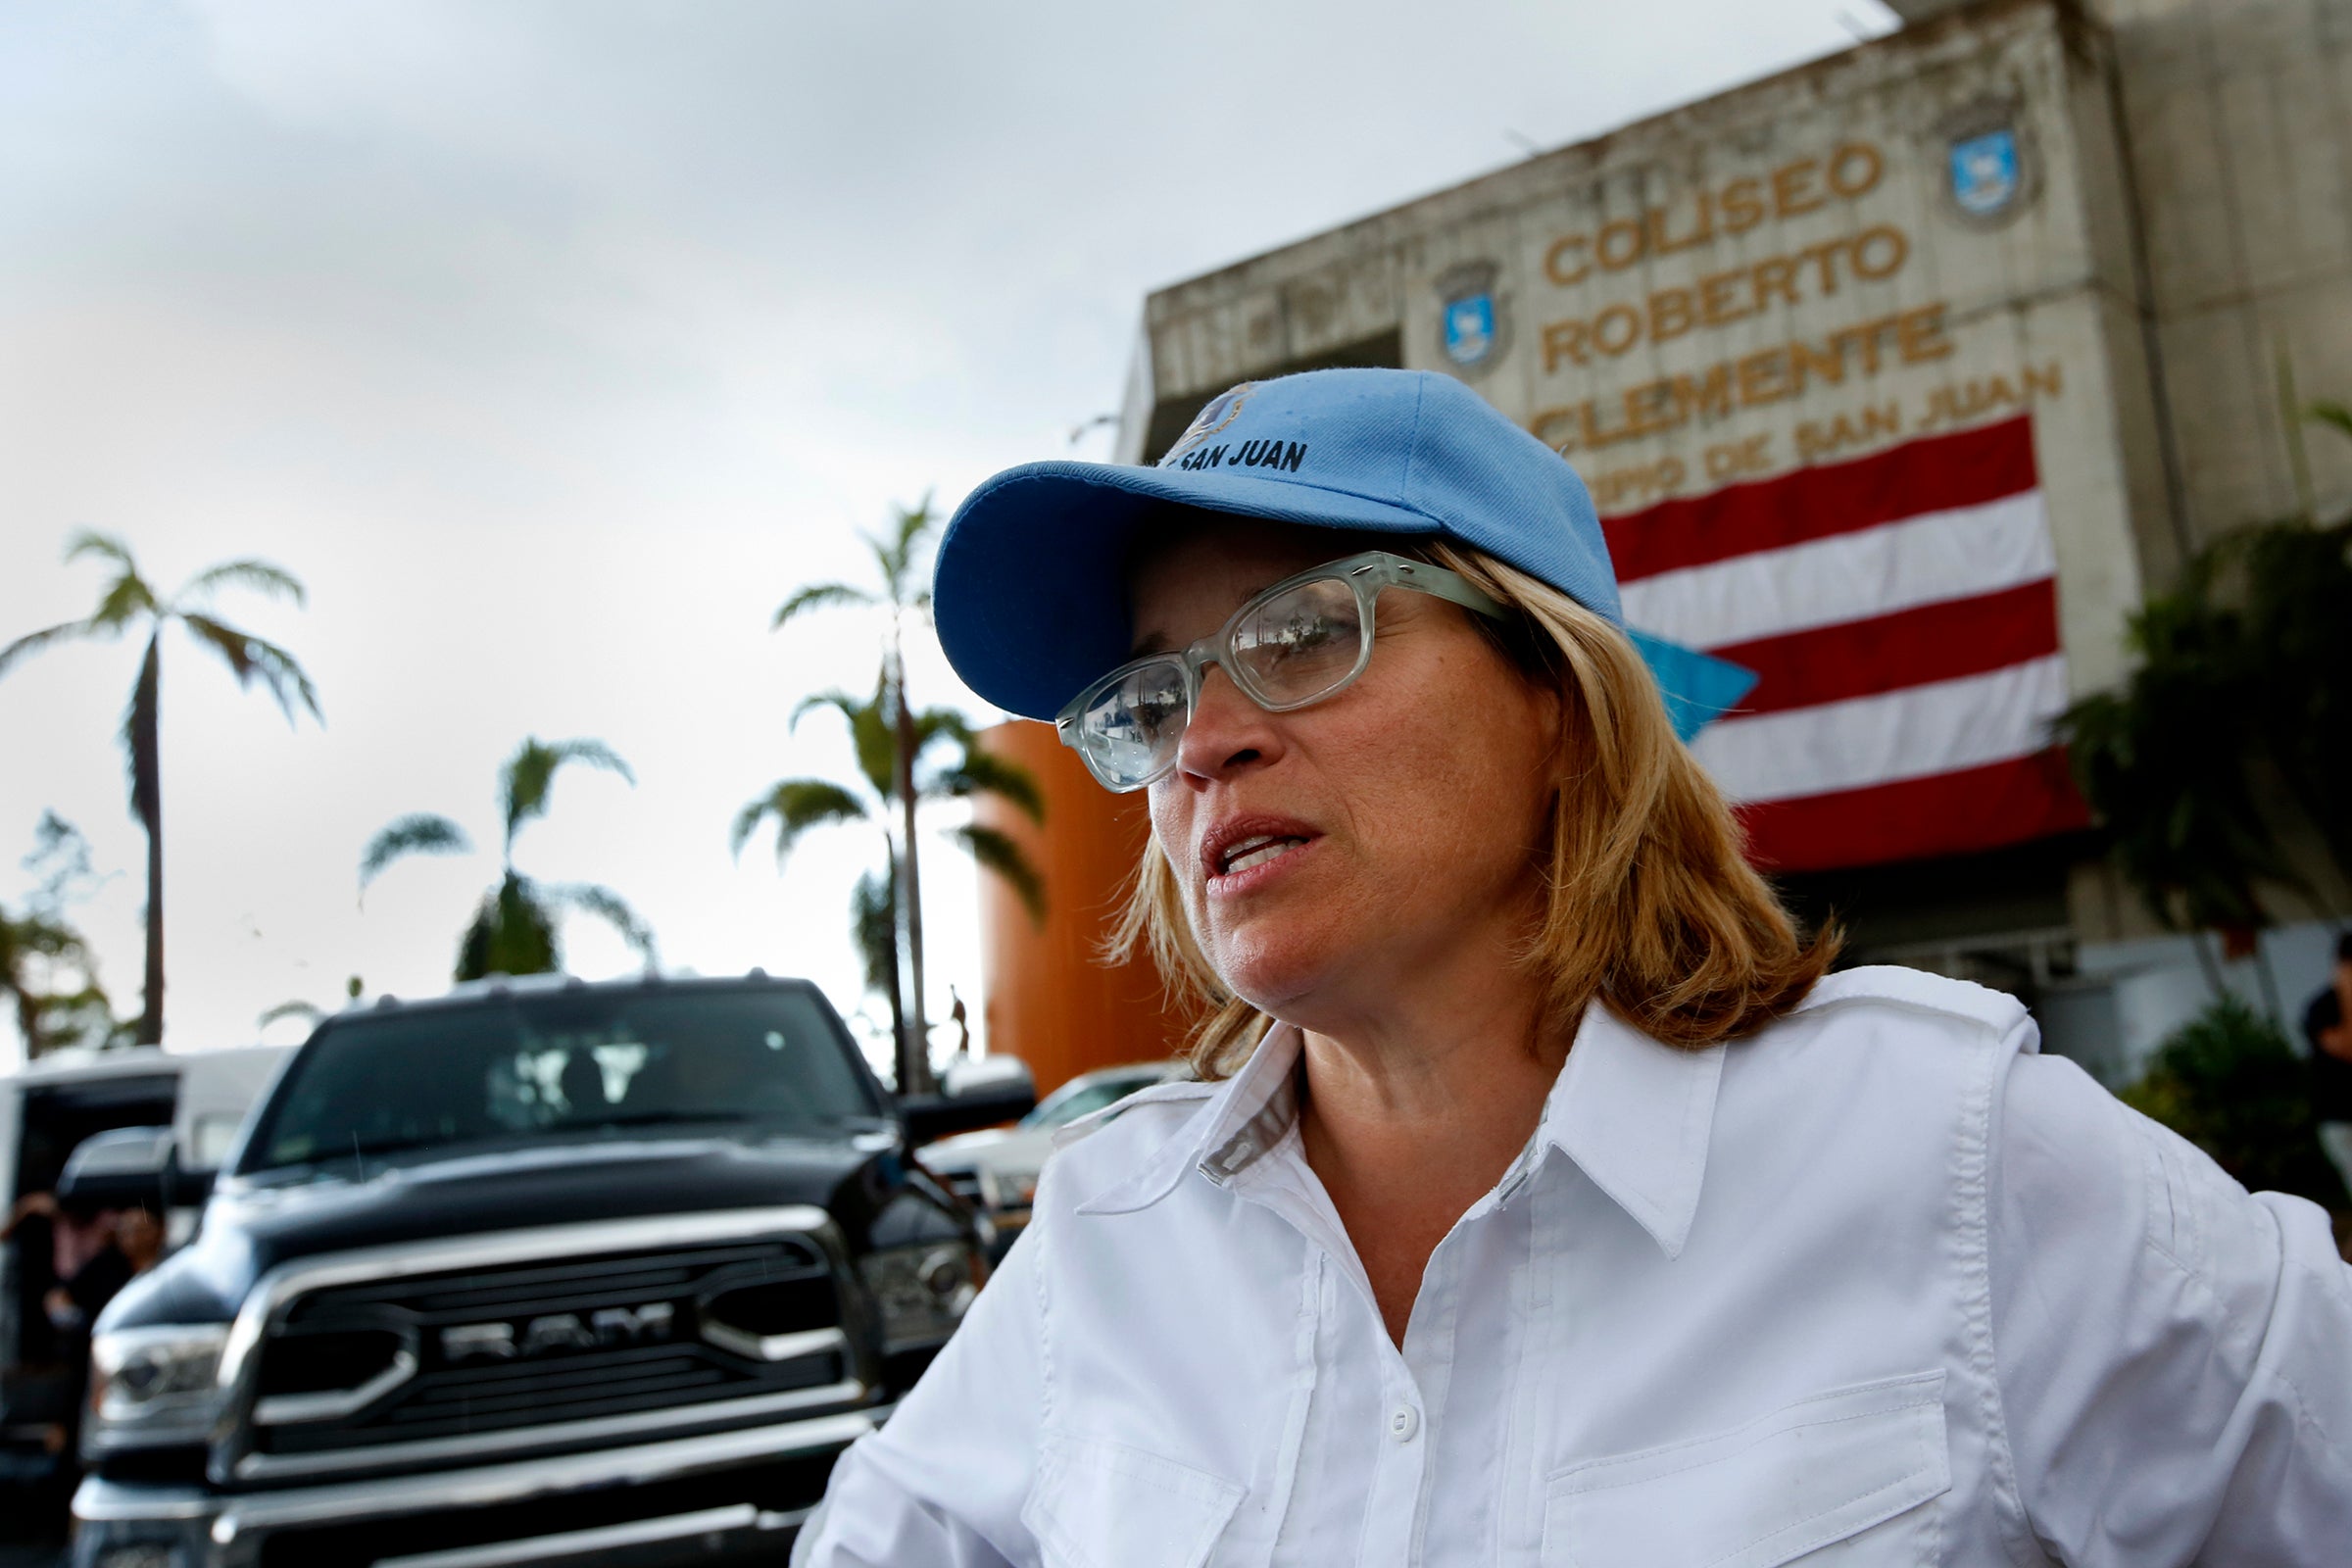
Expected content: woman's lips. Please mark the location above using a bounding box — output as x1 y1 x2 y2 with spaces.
1206 835 1314 896
1200 817 1321 896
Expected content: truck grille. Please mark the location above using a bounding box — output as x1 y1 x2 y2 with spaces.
250 1234 851 1461
251 1451 837 1568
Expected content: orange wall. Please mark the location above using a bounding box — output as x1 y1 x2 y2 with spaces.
971 721 1199 1098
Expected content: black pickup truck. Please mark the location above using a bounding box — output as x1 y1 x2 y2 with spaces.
70 971 1028 1568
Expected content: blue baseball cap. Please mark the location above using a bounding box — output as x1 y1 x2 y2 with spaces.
932 368 1626 724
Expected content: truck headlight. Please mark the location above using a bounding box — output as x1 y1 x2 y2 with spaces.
858 1243 981 1353
86 1324 231 1451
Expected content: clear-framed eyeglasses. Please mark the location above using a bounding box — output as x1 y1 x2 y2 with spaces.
1054 549 1510 792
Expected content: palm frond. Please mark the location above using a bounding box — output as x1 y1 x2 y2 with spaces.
771 582 873 630
731 779 869 864
458 872 562 979
929 745 1046 823
850 864 898 999
793 685 896 800
0 617 103 679
258 999 323 1029
790 689 867 733
64 531 137 574
359 812 473 895
545 882 659 966
950 823 1047 925
902 706 978 788
501 737 633 853
910 706 972 751
546 737 634 782
179 613 323 725
875 495 938 604
181 558 307 608
91 571 157 631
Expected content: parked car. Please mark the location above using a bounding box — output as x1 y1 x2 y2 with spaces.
917 1059 1188 1254
70 970 1030 1568
2 1044 290 1526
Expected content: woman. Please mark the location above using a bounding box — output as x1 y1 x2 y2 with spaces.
795 369 2352 1565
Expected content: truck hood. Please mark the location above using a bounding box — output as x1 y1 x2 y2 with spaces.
102 1128 950 1331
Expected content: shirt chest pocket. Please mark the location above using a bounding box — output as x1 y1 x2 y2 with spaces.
1021 1430 1248 1568
1542 1371 1951 1568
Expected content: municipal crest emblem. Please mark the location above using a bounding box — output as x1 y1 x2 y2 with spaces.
1157 382 1256 467
1435 262 1509 376
1950 129 2019 217
1936 100 2033 225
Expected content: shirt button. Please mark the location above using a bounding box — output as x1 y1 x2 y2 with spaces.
1388 1404 1420 1442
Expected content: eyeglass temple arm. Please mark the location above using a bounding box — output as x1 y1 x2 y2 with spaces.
1352 554 1509 620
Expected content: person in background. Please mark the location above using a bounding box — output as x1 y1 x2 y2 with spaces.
41 1203 159 1342
2 1199 162 1462
947 986 972 1061
2305 931 2352 1203
2 1190 66 1366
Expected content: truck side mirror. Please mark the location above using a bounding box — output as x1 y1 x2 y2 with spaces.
901 1056 1037 1146
170 1157 218 1207
58 1126 177 1212
57 1126 217 1212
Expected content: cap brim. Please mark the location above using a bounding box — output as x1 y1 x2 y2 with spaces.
934 460 1444 720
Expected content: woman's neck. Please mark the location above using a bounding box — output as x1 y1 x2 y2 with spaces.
1290 969 1572 1345
1298 973 1571 1170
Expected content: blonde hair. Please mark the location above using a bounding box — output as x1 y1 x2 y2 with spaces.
1109 542 1839 1080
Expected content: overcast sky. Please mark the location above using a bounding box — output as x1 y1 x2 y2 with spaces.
0 0 1896 1072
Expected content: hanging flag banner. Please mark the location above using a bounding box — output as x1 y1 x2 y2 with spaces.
1605 415 2088 870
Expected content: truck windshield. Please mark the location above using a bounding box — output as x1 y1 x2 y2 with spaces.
241 987 882 1173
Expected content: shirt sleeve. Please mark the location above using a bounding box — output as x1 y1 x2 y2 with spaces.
791 1204 1050 1567
1991 1048 2352 1565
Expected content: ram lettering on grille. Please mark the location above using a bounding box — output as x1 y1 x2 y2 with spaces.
439 1301 676 1362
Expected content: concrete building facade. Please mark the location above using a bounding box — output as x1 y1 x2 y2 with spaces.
985 0 2352 1088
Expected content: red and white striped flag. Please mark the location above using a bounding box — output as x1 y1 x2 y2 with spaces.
1605 416 2089 871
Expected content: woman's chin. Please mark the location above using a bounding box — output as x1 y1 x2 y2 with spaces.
1208 931 1355 1019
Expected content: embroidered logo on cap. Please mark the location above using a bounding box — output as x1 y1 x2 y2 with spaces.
1155 382 1307 473
1156 383 1255 467
1169 438 1306 473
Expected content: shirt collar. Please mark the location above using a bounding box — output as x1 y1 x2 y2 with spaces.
1074 1023 1303 1216
1541 1001 1725 1259
1071 1004 1725 1258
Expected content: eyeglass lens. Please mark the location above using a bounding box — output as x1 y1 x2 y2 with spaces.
1230 576 1363 703
1076 574 1368 788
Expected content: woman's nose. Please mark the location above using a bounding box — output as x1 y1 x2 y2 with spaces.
1172 663 1284 785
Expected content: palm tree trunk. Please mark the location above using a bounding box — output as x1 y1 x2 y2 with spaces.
131 633 164 1045
891 656 933 1096
879 850 907 1090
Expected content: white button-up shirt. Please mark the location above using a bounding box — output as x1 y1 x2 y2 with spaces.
796 967 2352 1566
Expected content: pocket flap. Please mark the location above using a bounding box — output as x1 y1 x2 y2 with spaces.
1021 1431 1246 1568
1544 1370 1951 1568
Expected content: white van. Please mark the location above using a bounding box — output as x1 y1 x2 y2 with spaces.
0 1045 289 1507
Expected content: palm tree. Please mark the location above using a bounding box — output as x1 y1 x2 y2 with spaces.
2057 561 2288 986
360 737 657 981
0 533 319 1043
2057 397 2352 1003
766 498 956 1086
733 681 1043 1093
